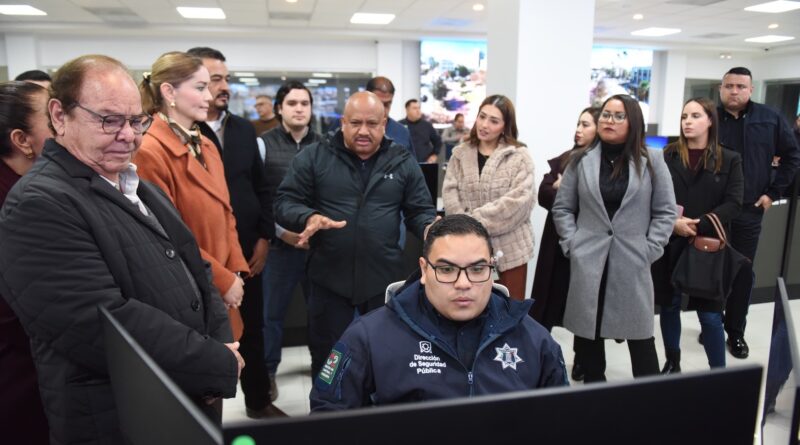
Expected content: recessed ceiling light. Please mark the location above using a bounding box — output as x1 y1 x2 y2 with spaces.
176 7 225 20
633 13 644 20
312 72 333 78
631 27 681 37
744 1 800 13
350 12 395 25
768 23 779 28
745 34 795 42
0 5 47 15
238 77 259 82
307 79 328 85
719 53 733 59
234 72 256 77
286 0 298 3
473 3 485 11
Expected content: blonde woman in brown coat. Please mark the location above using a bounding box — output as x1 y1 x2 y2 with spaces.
135 52 249 339
443 95 536 300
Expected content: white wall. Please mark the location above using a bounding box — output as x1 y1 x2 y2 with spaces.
28 35 377 73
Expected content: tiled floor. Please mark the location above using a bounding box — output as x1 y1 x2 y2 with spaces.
223 300 800 444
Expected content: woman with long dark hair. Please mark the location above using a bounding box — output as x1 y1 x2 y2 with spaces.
530 106 599 381
653 97 743 372
442 94 536 300
0 80 52 444
552 94 677 382
531 106 600 329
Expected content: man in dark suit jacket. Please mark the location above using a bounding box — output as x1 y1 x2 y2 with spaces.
187 47 279 418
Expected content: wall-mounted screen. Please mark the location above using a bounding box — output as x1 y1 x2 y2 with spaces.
420 39 487 129
590 47 653 121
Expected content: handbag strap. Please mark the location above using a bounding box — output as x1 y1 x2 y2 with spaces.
704 213 727 247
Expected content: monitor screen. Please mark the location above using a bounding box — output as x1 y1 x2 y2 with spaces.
762 278 800 444
419 163 438 204
100 307 222 445
224 365 762 445
645 135 669 150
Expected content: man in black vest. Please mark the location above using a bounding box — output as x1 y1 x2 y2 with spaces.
187 47 279 418
260 81 320 400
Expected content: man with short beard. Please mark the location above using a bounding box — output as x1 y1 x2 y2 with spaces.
187 47 278 418
259 81 320 400
274 91 437 378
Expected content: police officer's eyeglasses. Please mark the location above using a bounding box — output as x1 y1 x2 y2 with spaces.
425 258 494 283
75 103 153 135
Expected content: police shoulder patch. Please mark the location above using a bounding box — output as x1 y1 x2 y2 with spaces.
316 342 348 387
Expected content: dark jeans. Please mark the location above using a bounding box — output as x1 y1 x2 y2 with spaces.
308 283 384 377
660 291 725 368
262 243 308 375
724 208 763 339
239 272 270 409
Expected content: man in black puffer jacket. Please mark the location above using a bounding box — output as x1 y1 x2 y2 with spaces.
275 91 437 377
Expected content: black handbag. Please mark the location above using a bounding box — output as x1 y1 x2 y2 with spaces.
671 213 749 301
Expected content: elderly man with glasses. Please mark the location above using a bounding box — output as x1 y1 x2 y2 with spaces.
0 55 242 444
310 215 567 412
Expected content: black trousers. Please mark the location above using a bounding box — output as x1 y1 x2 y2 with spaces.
574 260 659 382
239 273 270 409
724 208 763 339
308 283 384 377
574 335 659 382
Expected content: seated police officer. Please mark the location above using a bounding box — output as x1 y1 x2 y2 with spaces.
310 215 567 411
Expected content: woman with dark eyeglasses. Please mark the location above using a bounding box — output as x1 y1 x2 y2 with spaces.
552 94 677 383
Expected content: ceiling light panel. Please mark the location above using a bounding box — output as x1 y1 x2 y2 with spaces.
350 12 395 25
744 34 795 42
176 7 226 20
0 5 47 15
631 27 682 37
744 1 800 13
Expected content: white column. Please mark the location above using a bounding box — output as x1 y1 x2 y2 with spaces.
487 0 596 298
652 51 687 136
5 34 38 80
376 39 418 121
401 40 421 117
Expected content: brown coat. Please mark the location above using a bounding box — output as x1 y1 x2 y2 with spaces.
442 142 536 272
136 117 249 339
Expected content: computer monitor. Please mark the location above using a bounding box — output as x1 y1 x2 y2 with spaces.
419 162 438 205
645 135 669 150
762 277 800 444
224 365 762 445
99 307 222 445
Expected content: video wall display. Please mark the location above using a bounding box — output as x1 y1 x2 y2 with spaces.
129 68 371 135
420 39 487 128
589 47 653 119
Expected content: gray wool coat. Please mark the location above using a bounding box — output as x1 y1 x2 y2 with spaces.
551 143 677 340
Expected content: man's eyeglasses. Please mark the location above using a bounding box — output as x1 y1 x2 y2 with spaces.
599 111 627 124
425 258 494 283
75 103 153 135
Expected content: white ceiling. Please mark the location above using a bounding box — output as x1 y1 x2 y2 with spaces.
0 0 799 52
